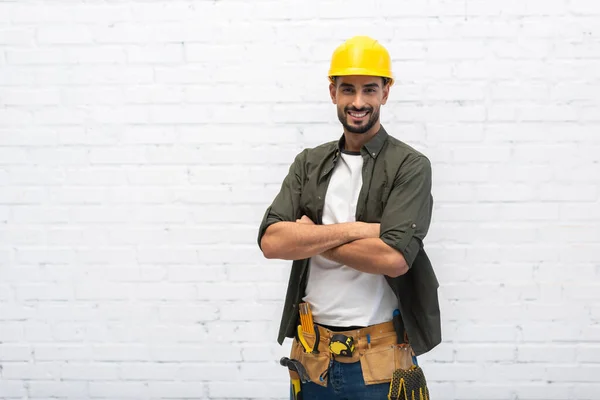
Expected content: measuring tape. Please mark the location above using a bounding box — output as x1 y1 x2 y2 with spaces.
328 334 355 357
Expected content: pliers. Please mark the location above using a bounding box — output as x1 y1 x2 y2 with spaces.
296 323 320 354
311 323 320 354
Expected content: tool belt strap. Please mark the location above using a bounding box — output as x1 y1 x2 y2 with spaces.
300 320 407 364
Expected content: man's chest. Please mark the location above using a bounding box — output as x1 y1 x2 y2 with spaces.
321 153 363 224
300 153 393 224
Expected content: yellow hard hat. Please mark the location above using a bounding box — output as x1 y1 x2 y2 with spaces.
328 36 394 86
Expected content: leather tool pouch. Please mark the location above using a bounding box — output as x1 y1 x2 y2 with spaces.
289 337 331 387
360 334 416 385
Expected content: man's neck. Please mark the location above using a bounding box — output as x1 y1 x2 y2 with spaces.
343 122 381 152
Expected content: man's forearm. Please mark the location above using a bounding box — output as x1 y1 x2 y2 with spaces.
322 238 408 278
260 221 376 260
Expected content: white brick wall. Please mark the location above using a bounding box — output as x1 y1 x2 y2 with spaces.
1 0 599 399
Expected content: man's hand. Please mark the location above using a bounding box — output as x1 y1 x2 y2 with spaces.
296 215 315 225
321 221 380 259
363 222 381 239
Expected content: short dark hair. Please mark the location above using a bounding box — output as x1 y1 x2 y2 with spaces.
331 76 391 86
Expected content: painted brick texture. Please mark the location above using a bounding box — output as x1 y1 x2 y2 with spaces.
1 1 599 399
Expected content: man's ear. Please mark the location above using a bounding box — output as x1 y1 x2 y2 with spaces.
329 83 337 104
381 83 390 105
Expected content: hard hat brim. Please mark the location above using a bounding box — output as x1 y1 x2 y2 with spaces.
328 68 395 86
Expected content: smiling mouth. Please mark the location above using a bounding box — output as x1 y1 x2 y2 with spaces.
348 111 369 119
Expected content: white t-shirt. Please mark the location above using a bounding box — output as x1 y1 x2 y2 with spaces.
302 151 397 327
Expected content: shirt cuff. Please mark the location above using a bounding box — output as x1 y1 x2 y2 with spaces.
380 222 421 268
257 206 284 251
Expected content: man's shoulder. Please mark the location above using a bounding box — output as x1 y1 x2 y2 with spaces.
385 133 431 164
294 140 338 162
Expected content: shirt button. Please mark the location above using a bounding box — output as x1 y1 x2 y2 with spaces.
411 223 417 228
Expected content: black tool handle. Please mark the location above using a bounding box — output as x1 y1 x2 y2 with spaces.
280 357 311 384
393 309 405 344
311 323 320 354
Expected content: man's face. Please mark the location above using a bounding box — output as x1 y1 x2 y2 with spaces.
329 75 390 135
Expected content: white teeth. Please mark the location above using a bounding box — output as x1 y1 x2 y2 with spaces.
350 112 367 118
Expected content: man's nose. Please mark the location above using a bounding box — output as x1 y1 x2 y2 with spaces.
351 93 365 109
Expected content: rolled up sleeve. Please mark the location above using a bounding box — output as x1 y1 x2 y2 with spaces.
257 150 306 251
380 155 433 268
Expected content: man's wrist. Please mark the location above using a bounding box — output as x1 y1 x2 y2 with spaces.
321 246 337 261
347 221 380 241
348 221 366 241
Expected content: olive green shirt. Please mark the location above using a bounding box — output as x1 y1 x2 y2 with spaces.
257 126 441 356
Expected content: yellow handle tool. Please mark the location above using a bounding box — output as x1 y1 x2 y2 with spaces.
280 357 310 400
291 376 302 400
297 325 311 353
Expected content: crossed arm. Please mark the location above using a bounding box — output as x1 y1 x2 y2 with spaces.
260 215 408 278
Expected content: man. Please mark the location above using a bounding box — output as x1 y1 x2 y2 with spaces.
257 36 441 400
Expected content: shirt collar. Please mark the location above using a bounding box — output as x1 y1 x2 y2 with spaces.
337 125 389 159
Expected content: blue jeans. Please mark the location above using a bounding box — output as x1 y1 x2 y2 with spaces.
291 359 391 400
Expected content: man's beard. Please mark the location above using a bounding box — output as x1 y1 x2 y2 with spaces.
337 105 379 134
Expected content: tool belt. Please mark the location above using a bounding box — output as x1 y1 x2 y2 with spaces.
289 320 416 387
